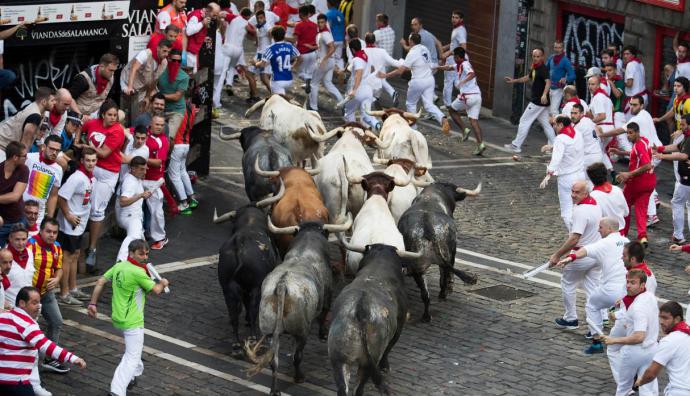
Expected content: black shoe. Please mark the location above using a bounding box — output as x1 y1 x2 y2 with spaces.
42 358 70 374
233 75 240 84
128 376 138 389
86 265 100 275
392 91 399 107
610 170 619 185
305 79 312 94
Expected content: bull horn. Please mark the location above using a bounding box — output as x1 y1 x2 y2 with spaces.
244 98 267 117
395 248 424 259
337 232 366 253
365 130 391 150
255 179 285 208
392 168 413 187
456 182 482 197
218 128 242 141
254 157 281 178
343 158 363 184
267 215 300 235
307 124 342 143
213 208 236 224
372 157 389 165
323 213 353 233
402 109 423 120
411 177 433 188
365 109 386 117
306 154 321 176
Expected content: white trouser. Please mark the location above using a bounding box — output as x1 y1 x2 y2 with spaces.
142 180 166 242
443 57 458 107
309 59 343 110
549 88 564 116
90 167 119 222
344 84 377 128
561 256 601 321
607 319 627 382
168 144 194 202
557 171 585 230
672 182 690 239
612 113 633 152
333 41 344 70
380 79 395 97
299 51 317 80
583 152 605 171
271 79 292 95
511 102 556 149
213 44 243 108
648 189 658 218
30 358 41 390
615 344 658 396
407 76 445 125
111 327 145 396
116 212 144 262
585 283 625 335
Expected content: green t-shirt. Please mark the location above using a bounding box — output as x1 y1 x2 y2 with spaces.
158 69 189 114
611 79 626 113
104 260 155 330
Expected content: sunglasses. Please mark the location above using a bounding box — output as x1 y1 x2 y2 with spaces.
169 58 181 63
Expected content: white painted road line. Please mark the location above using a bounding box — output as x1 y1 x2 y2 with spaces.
63 319 284 395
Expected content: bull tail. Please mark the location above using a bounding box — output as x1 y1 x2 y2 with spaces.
355 296 383 387
244 274 288 376
244 98 267 118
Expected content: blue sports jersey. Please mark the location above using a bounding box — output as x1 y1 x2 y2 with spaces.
326 8 345 42
263 42 300 82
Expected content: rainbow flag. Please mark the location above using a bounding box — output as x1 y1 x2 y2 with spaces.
27 169 56 200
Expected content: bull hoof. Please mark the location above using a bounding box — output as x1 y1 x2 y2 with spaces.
231 342 243 358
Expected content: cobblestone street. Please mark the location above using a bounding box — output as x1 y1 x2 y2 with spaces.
41 77 687 395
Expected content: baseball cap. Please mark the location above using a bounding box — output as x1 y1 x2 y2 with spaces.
584 67 601 79
66 110 82 126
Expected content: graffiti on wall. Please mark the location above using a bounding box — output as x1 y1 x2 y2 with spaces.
561 12 624 69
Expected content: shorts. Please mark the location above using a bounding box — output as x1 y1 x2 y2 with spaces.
248 53 272 75
451 93 482 119
58 231 83 253
271 79 293 95
90 166 119 222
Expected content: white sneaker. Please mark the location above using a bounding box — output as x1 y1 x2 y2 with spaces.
503 143 522 153
33 386 53 396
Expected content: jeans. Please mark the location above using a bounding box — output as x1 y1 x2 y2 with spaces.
40 291 63 344
0 69 17 90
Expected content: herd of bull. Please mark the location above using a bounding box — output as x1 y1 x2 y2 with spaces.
213 95 481 396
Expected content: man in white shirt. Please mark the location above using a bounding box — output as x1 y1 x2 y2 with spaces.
560 85 589 117
342 39 377 129
56 148 97 306
440 10 467 110
548 180 602 330
115 156 151 262
120 40 171 120
541 116 585 229
363 33 400 109
0 249 10 310
603 269 659 396
443 47 485 155
248 4 281 98
373 13 395 57
23 135 64 226
635 301 690 395
309 14 343 111
120 126 150 184
5 225 34 310
587 162 628 231
214 8 255 108
587 75 625 167
622 241 657 295
622 46 647 120
570 103 609 171
382 33 450 134
44 89 73 138
559 217 628 354
674 36 690 80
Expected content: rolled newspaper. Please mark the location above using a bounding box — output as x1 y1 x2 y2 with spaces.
146 263 170 293
521 262 551 279
145 178 166 191
336 94 354 110
586 317 604 336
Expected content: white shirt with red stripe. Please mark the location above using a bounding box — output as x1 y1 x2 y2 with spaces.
589 91 613 126
561 98 589 117
0 307 79 384
624 59 646 97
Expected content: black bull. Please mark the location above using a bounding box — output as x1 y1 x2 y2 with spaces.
398 182 479 322
217 205 281 352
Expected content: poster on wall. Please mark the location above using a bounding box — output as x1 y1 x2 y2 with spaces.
636 0 685 11
0 2 130 25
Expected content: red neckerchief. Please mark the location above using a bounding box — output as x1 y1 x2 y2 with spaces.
27 223 38 234
623 289 644 309
33 234 55 252
128 256 151 277
578 195 597 205
552 53 565 65
594 88 609 98
674 94 690 107
559 124 576 139
354 50 368 62
608 74 622 81
612 55 619 64
319 26 330 33
684 129 690 138
78 163 94 179
1 275 9 290
8 244 28 269
532 61 544 70
48 109 62 127
453 21 464 28
95 65 109 94
678 56 690 64
631 262 653 276
566 96 580 105
593 182 613 193
626 56 642 65
671 321 690 335
39 151 56 166
366 43 375 48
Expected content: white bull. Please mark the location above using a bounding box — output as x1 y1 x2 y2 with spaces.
314 124 389 223
367 109 433 181
342 171 412 275
374 158 431 223
245 94 339 165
